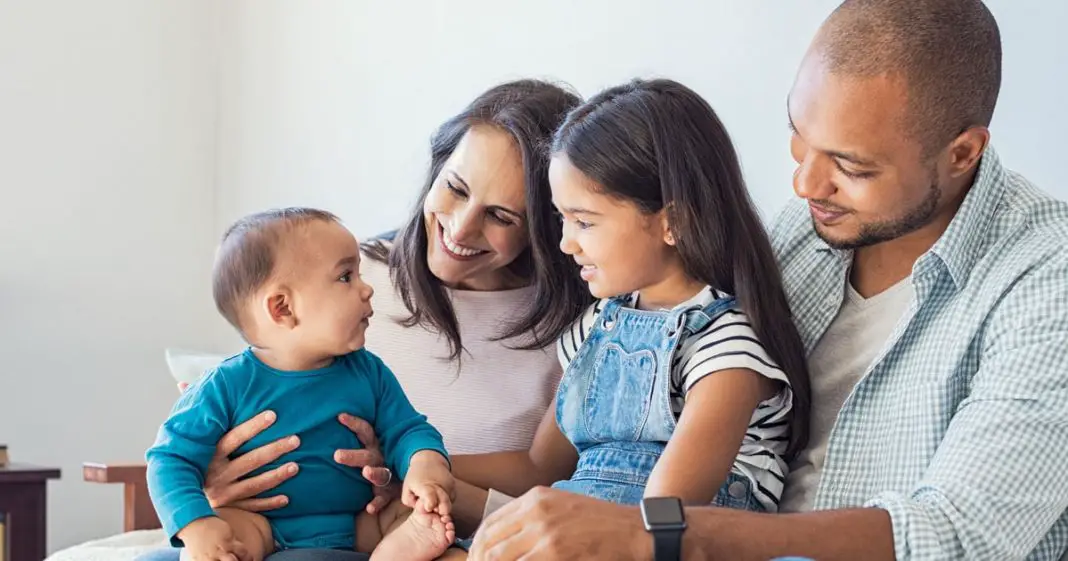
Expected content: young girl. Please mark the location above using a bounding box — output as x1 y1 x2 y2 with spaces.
447 78 811 554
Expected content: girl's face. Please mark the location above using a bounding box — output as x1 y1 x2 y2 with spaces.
423 125 531 291
549 154 690 306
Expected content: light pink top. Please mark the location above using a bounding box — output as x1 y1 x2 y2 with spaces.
361 252 560 455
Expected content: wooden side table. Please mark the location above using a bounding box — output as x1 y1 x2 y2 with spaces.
0 463 61 561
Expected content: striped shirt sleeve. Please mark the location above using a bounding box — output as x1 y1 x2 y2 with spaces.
557 299 604 370
673 306 790 396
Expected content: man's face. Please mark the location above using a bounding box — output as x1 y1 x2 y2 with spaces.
787 52 950 250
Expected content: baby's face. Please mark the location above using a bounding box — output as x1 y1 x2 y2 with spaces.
280 220 375 358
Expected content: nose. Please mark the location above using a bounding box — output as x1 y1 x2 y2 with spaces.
558 222 580 256
447 206 482 245
360 279 374 301
793 152 836 201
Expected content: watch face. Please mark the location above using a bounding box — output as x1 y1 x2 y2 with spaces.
642 497 686 530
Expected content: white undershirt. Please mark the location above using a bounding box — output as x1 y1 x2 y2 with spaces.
779 276 914 512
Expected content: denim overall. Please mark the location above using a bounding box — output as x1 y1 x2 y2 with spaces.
551 294 763 511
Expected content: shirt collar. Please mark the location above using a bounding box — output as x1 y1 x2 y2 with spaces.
927 146 1006 290
628 285 716 311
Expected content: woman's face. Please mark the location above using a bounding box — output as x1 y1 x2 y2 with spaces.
423 124 531 291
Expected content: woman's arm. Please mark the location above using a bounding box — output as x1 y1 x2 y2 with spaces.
644 368 777 503
450 404 579 498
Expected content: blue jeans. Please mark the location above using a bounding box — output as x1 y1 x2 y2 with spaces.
134 548 369 561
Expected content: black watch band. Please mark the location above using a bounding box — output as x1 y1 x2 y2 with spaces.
642 497 686 561
651 528 683 561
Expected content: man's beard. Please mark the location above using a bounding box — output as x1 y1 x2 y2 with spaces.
815 177 942 251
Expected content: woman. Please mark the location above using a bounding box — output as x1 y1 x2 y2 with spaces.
137 79 592 561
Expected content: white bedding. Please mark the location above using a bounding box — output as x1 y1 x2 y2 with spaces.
47 530 169 561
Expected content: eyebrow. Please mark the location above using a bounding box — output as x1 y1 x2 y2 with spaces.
559 206 603 216
448 171 526 222
786 99 878 167
335 255 358 269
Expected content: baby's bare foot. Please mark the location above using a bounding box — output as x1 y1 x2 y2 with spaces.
371 509 456 561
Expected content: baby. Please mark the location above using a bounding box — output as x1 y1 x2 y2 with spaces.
147 208 455 561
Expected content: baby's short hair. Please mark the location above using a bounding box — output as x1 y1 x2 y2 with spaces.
212 207 339 334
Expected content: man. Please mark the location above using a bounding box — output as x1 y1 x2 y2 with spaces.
468 0 1068 559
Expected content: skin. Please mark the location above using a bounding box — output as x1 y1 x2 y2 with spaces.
423 124 531 292
548 154 701 308
195 31 995 557
436 151 777 560
189 124 541 517
244 220 376 371
179 222 454 561
465 40 990 561
787 48 988 298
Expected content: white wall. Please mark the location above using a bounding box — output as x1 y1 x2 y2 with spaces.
0 0 222 552
215 0 1068 246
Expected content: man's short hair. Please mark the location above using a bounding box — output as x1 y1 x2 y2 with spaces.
818 0 1002 155
212 207 339 334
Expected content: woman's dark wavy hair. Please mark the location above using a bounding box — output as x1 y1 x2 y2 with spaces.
364 79 593 361
552 79 811 459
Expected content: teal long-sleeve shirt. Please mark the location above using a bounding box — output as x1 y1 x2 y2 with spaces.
146 348 447 544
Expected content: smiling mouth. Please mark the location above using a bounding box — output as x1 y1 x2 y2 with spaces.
808 202 850 224
438 222 489 260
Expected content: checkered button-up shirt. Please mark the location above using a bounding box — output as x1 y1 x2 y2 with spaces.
771 147 1068 560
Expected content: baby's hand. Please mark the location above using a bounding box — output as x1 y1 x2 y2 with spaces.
401 450 454 516
177 516 249 561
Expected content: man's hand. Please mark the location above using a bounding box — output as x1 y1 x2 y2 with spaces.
177 516 250 561
469 486 650 561
402 450 454 515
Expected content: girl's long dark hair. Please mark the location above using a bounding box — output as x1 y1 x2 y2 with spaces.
552 79 811 459
364 79 593 361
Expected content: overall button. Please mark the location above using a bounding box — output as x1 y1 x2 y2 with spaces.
728 480 748 499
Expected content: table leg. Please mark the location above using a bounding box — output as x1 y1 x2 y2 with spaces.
0 482 47 561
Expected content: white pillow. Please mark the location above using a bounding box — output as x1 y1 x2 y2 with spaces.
164 348 227 385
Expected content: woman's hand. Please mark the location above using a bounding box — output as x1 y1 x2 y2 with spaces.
178 384 392 512
203 410 301 511
177 382 302 511
334 413 401 514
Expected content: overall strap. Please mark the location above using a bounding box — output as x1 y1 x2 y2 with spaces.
677 295 738 335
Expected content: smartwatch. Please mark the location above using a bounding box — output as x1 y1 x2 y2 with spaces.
640 496 686 561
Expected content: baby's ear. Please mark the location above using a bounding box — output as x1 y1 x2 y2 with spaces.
263 287 297 329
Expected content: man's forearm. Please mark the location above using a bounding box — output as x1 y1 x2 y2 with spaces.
677 507 895 561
